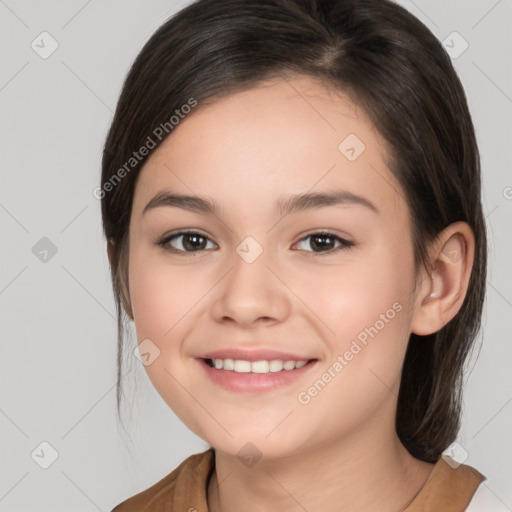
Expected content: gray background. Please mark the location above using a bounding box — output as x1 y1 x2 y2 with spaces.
1 0 511 510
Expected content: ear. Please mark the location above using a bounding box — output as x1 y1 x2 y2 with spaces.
107 239 134 321
410 221 475 336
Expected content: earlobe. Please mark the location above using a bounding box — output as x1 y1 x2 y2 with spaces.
411 223 475 336
421 271 442 306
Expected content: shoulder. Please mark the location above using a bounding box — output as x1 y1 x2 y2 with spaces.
406 455 486 511
410 455 509 512
110 448 215 512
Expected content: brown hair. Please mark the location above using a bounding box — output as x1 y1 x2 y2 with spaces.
101 0 487 462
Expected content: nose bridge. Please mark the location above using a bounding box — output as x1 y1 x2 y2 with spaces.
211 234 289 325
227 234 275 300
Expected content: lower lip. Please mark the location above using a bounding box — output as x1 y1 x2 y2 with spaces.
196 358 318 393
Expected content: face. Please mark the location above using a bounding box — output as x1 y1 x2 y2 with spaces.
127 75 420 459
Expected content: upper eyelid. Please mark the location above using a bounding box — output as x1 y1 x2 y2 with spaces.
161 230 217 249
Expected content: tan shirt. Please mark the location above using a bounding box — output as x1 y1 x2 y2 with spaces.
111 448 486 512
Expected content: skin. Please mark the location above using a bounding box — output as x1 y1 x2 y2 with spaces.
114 74 475 512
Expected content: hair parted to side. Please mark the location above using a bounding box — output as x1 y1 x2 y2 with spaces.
101 0 487 463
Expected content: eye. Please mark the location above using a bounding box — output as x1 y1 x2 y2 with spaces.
292 232 354 255
157 231 217 255
156 230 354 256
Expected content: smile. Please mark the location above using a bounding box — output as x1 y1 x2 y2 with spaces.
197 357 318 393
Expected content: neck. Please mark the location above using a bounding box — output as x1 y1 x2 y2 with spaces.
207 415 434 512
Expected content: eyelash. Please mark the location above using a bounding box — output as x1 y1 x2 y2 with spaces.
156 230 355 257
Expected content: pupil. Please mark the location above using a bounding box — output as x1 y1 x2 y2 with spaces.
311 234 334 251
184 234 206 251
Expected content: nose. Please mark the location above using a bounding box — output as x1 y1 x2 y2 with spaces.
210 243 291 328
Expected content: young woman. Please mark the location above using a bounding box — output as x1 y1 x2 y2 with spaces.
101 0 493 510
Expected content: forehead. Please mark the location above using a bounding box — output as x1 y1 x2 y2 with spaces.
132 75 404 222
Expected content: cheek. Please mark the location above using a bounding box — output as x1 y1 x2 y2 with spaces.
129 269 170 340
129 249 205 340
127 249 208 428
292 263 414 437
304 239 416 379
298 249 413 344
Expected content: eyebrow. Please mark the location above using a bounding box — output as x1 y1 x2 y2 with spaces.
142 188 379 217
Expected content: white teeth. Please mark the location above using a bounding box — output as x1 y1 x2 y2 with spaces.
251 360 269 373
223 358 234 371
233 360 251 373
269 360 283 372
283 360 296 370
210 358 310 373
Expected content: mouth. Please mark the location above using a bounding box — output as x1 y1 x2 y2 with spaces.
196 357 319 393
202 357 317 372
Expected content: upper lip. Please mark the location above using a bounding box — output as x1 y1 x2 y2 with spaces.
198 349 316 362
